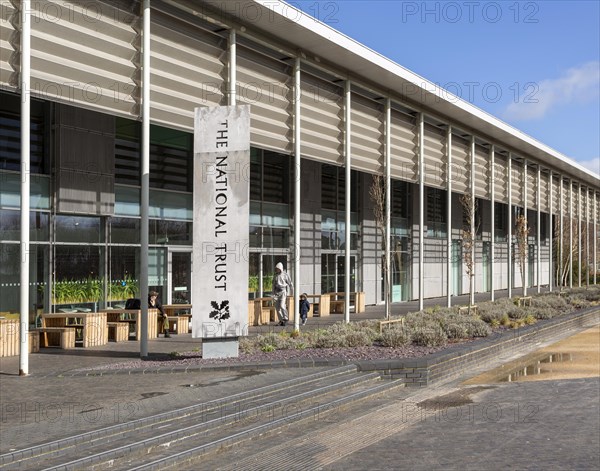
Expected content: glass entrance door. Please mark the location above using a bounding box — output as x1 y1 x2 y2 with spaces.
249 252 288 298
169 251 191 304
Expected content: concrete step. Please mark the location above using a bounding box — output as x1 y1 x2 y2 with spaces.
1 366 404 470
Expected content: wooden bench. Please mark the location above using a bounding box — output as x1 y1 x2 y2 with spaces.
164 316 189 335
0 320 40 356
325 292 366 314
107 322 129 342
35 327 76 349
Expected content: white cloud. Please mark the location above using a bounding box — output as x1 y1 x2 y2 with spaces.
577 157 600 177
504 61 600 121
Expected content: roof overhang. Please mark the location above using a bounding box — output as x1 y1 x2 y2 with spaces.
183 0 600 188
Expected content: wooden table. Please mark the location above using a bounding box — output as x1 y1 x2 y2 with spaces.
41 312 108 347
162 305 192 333
326 292 366 314
305 294 330 317
101 309 159 340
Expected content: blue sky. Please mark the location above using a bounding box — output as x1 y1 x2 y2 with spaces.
292 1 600 176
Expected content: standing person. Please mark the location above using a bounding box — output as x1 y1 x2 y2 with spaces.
299 293 310 326
149 290 170 338
273 262 293 326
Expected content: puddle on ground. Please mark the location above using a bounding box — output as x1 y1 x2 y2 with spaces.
418 386 494 410
181 370 265 388
465 325 600 384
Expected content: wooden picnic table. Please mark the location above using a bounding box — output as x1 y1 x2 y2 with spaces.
304 294 330 317
100 309 159 340
326 292 366 314
41 312 108 347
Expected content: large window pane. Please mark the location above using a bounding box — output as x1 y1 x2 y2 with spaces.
0 210 49 241
0 172 50 209
110 217 140 244
149 220 192 245
55 215 103 243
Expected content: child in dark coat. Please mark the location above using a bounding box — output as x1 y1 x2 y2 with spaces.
299 293 310 326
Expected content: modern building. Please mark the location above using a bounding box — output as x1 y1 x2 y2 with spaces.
1 0 599 321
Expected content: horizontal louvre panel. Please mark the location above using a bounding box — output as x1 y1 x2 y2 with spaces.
350 93 383 175
300 73 343 164
390 110 417 182
493 154 508 203
527 167 536 209
451 135 469 194
474 144 489 199
423 123 445 189
539 172 549 213
237 44 291 153
151 11 225 130
0 1 17 89
511 161 524 207
30 1 138 116
551 176 560 215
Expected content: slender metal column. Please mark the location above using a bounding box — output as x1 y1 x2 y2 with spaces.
446 127 452 308
507 154 512 298
569 180 573 289
385 98 391 319
293 57 301 329
586 188 589 287
577 183 583 288
140 0 151 357
536 166 541 293
418 113 424 311
548 171 553 292
470 136 475 306
344 80 351 323
490 145 495 301
228 29 236 106
523 160 528 296
19 0 31 376
593 191 600 284
559 176 563 289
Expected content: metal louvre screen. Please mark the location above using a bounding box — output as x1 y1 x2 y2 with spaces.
28 0 139 116
539 172 549 213
350 93 383 174
527 166 536 209
512 161 524 208
0 1 17 90
151 11 225 130
300 72 343 164
474 144 489 199
494 154 509 203
236 44 292 154
451 135 469 194
423 123 445 189
390 110 417 182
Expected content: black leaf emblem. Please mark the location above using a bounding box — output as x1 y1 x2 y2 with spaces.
209 300 230 322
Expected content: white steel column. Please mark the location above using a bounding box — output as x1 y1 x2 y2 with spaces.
446 127 452 308
507 154 512 298
140 0 151 357
344 80 351 323
523 160 528 296
548 171 553 292
578 184 582 287
19 0 31 376
559 175 564 290
385 99 391 319
293 57 301 329
228 29 236 106
586 189 590 287
536 166 541 293
490 145 495 301
569 180 573 289
470 136 475 306
418 113 424 311
593 191 598 284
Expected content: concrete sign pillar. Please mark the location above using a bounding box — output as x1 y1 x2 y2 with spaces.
193 105 250 358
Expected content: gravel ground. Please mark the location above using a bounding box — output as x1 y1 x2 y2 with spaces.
82 344 450 371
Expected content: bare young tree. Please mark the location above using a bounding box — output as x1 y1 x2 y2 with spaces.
460 193 477 312
369 175 391 319
515 214 530 296
554 217 578 289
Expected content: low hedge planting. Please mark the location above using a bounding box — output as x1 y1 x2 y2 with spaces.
239 285 600 354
